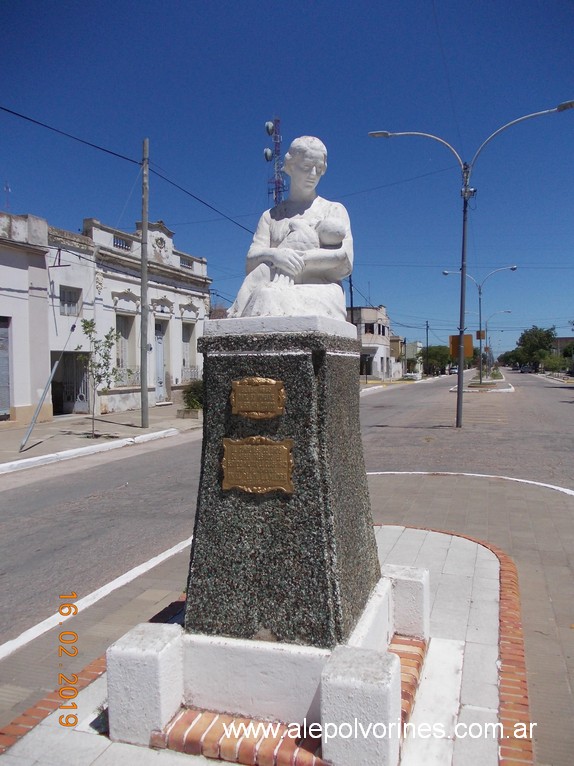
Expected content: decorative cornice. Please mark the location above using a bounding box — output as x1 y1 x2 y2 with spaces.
179 300 201 317
111 288 141 310
151 296 175 315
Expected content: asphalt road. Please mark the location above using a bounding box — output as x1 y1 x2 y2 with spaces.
1 371 572 644
0 431 203 644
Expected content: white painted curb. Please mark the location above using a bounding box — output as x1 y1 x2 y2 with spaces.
0 428 181 475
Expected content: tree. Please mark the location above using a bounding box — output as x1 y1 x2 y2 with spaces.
77 319 120 437
516 325 556 371
542 354 563 373
418 345 450 375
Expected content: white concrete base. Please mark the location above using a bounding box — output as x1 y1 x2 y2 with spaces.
106 623 183 746
321 646 401 766
382 564 430 640
203 315 358 339
106 568 428 763
182 633 329 723
349 577 393 650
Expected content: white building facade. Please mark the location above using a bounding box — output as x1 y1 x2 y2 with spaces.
406 340 423 378
347 305 392 379
0 214 52 423
0 211 211 424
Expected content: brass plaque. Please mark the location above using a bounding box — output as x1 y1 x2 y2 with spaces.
230 377 286 419
222 436 294 494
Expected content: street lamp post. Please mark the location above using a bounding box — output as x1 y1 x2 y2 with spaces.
443 266 517 384
485 310 512 375
369 100 574 427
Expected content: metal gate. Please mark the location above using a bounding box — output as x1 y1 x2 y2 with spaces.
62 352 89 414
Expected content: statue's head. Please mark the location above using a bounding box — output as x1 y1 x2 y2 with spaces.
284 136 327 177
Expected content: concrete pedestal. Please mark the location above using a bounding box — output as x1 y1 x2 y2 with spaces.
184 318 381 648
106 317 430 764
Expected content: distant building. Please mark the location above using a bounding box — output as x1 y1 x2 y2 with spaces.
347 305 392 379
552 337 574 355
389 334 406 379
406 340 423 377
0 211 211 424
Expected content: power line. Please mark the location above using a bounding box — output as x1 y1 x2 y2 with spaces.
0 105 139 165
0 104 254 235
337 166 456 200
149 168 254 235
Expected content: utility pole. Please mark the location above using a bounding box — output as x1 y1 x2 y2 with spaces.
140 138 149 428
425 320 429 376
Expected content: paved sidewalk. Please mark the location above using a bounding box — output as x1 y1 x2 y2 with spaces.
0 525 505 766
0 405 202 473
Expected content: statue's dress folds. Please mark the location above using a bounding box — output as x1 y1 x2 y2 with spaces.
228 196 353 322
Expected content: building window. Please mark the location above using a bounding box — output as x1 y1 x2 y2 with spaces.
116 314 135 368
180 255 195 271
113 235 132 251
364 323 375 334
60 287 82 316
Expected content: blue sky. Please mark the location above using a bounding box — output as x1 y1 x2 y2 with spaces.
1 0 573 354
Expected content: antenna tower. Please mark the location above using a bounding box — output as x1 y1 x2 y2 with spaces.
264 118 287 206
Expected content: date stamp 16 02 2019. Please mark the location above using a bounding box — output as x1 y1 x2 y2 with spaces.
57 592 79 727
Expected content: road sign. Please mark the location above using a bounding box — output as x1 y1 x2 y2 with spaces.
449 334 474 359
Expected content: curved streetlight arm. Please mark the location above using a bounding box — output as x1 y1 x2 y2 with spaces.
480 265 518 289
443 269 480 290
468 102 574 176
486 309 512 324
444 266 517 291
368 131 464 170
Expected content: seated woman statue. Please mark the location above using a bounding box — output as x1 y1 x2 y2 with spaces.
228 136 353 321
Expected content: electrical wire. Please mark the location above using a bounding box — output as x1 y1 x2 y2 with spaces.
336 166 457 200
149 168 254 235
0 104 254 235
0 105 139 165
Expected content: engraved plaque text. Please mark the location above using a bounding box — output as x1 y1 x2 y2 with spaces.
222 436 294 494
231 377 286 419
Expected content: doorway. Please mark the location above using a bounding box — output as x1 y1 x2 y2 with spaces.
52 352 88 414
155 321 167 403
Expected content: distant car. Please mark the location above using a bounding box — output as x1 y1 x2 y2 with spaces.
520 364 533 373
449 366 459 375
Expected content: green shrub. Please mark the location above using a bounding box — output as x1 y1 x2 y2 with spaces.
182 379 203 409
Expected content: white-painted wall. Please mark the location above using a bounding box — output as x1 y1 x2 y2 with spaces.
0 213 51 422
1 211 210 421
47 219 210 414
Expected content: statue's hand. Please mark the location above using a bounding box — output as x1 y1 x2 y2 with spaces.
271 248 305 278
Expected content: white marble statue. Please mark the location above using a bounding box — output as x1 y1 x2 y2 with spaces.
228 136 353 321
